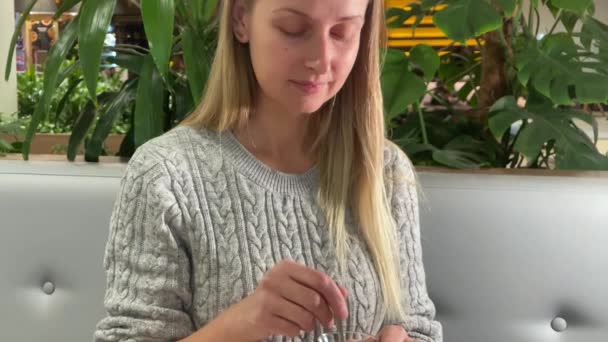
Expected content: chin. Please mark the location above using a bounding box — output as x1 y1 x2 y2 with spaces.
298 105 323 114
289 97 332 114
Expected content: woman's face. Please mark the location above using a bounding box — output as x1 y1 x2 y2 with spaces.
233 0 369 115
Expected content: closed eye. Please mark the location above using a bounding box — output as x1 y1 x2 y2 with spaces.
330 23 360 41
279 27 307 37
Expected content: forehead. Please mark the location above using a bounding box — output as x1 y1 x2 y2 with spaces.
256 0 369 20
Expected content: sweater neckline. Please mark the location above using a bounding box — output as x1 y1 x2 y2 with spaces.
218 130 319 194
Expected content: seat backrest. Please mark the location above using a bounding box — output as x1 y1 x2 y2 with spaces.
0 161 124 341
419 170 608 342
1 160 607 341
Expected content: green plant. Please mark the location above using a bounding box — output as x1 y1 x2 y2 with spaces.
16 60 127 134
384 0 608 169
0 112 25 155
5 0 218 161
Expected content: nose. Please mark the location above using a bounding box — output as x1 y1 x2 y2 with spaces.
305 32 332 74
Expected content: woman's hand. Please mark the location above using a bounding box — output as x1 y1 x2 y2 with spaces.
377 325 414 342
221 260 349 341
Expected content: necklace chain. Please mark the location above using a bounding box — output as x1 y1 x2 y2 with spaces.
246 123 258 151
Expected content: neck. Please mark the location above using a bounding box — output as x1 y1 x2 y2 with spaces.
233 100 318 173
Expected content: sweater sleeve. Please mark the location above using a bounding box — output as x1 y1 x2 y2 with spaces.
383 144 443 342
94 150 195 342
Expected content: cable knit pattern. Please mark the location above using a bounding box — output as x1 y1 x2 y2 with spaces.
94 126 442 342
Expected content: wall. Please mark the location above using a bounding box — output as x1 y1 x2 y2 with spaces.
594 0 608 23
1 1 18 115
525 0 608 35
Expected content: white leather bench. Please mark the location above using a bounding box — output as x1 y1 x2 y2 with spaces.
1 160 607 341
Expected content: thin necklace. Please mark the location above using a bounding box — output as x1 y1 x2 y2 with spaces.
246 122 258 151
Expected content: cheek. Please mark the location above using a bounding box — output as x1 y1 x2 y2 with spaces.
331 44 360 86
340 46 359 73
250 34 294 82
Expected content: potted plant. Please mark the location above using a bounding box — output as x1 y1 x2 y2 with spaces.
383 0 608 169
0 59 128 156
5 0 218 162
0 112 24 156
5 0 608 169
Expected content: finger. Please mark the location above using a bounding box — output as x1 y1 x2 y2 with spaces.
277 277 334 328
339 285 348 298
345 338 374 342
266 314 302 338
284 262 348 319
378 326 407 342
271 293 316 332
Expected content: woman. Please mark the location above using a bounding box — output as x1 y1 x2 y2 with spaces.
94 0 442 341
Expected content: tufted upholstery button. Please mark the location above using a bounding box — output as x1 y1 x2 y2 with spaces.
551 317 567 332
42 281 55 295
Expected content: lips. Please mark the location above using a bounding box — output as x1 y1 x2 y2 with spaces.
290 80 327 94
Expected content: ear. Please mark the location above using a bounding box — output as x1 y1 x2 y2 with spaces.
232 0 250 43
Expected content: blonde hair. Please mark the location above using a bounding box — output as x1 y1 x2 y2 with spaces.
180 0 406 320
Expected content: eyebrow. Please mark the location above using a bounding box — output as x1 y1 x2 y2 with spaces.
273 8 364 22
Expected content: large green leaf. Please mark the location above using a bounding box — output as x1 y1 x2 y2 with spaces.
54 78 83 124
56 60 80 87
382 71 426 121
381 49 426 121
118 124 136 157
555 144 608 169
433 0 502 43
202 0 218 22
438 52 481 90
420 0 445 9
53 0 82 19
404 143 485 169
489 96 608 170
432 149 485 169
86 79 137 162
67 101 97 161
187 0 216 24
174 80 195 122
182 27 209 104
134 56 165 147
385 4 424 29
496 0 517 15
559 11 580 33
106 54 144 75
516 34 608 104
386 8 412 29
551 0 593 14
141 0 175 80
5 0 38 81
185 0 200 26
580 16 608 50
79 0 117 102
22 16 80 160
443 135 499 162
410 44 439 81
487 101 524 140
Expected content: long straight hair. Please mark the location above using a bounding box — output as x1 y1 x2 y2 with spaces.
180 0 406 320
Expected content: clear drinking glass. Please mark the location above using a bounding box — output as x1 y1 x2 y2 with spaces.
316 331 377 342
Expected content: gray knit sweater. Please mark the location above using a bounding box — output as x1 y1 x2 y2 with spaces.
94 126 442 342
